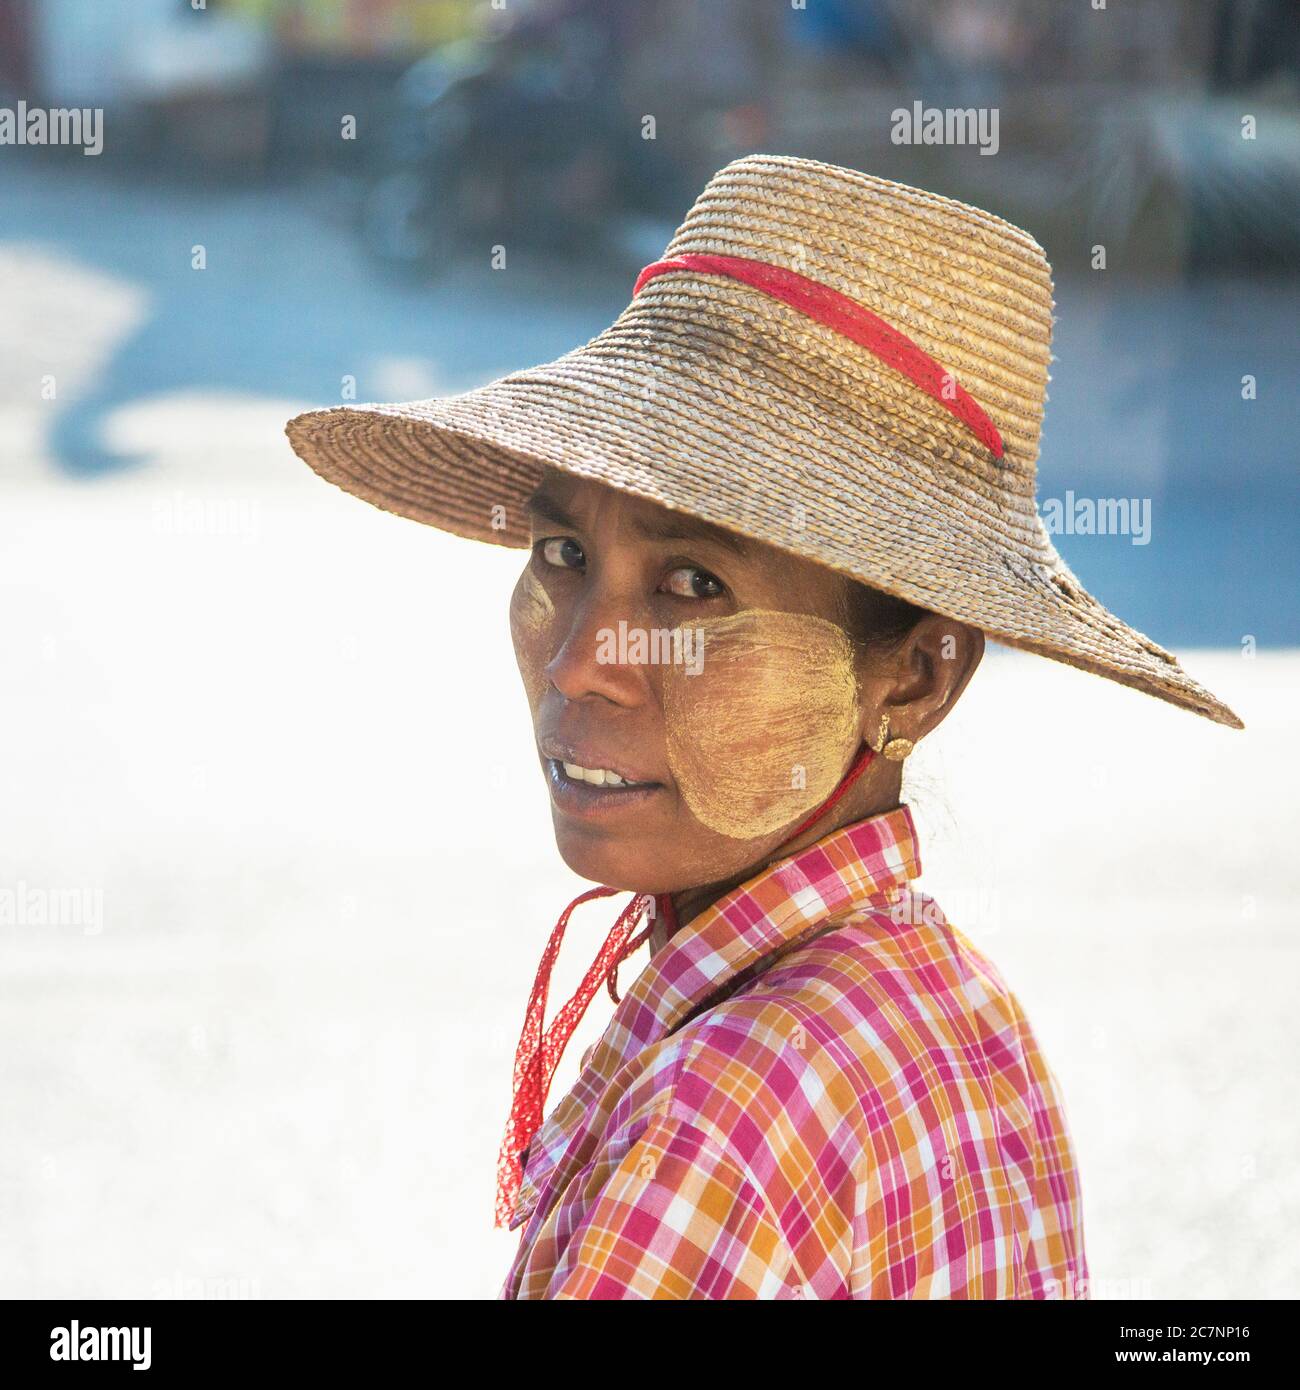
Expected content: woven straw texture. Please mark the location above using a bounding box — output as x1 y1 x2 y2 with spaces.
284 153 1242 729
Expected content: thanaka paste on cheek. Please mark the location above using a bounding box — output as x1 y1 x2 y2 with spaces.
509 565 554 709
662 608 861 840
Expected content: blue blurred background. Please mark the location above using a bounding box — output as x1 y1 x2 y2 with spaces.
2 0 1297 641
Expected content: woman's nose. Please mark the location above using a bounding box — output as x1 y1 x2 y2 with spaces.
546 590 652 706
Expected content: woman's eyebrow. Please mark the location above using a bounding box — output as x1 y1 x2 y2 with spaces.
525 492 578 529
525 488 753 560
632 512 755 559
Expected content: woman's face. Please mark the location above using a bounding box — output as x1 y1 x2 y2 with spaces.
509 471 920 896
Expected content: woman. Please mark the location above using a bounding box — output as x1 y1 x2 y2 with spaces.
285 154 1242 1299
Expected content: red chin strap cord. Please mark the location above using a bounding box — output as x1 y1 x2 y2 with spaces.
494 739 878 1228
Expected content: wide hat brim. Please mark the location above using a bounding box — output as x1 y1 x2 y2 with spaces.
285 155 1242 730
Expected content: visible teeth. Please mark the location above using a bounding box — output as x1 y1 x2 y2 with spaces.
560 761 637 787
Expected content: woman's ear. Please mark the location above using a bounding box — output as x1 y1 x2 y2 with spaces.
861 616 984 747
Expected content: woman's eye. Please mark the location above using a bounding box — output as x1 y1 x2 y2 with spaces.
662 565 725 600
540 536 585 570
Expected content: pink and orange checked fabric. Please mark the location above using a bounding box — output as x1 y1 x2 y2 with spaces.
498 805 1090 1299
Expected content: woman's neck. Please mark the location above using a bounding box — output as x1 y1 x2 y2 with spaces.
648 772 903 954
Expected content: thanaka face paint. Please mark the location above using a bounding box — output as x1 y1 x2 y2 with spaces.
509 564 555 709
661 608 861 839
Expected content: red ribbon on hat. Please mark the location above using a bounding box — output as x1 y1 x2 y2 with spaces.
633 252 1004 461
495 738 879 1229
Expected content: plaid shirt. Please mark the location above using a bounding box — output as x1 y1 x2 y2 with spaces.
499 805 1089 1299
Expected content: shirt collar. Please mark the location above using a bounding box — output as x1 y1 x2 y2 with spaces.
611 801 922 1054
509 803 922 1231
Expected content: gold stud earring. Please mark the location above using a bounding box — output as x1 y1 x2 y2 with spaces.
872 713 914 762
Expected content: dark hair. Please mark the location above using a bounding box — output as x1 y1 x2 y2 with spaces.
839 576 929 649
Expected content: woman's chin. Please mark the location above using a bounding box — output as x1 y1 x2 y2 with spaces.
552 826 658 894
552 822 751 901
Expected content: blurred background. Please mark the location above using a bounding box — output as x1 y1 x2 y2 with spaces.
1 0 1296 1299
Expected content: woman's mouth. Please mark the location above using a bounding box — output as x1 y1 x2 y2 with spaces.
545 757 664 816
557 759 654 789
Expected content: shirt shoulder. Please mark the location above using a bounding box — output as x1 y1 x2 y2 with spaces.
638 895 1086 1296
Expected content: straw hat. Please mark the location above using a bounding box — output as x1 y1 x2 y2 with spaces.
284 153 1242 729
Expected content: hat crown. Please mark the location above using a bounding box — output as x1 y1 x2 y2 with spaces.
648 154 1055 498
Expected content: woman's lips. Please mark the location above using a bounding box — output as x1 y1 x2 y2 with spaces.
538 738 662 788
554 758 655 789
544 757 665 817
